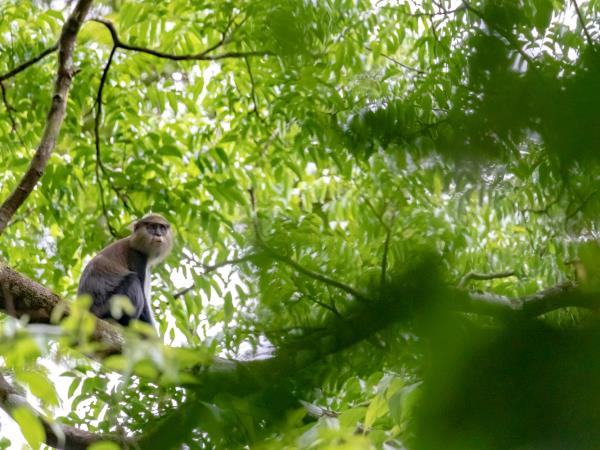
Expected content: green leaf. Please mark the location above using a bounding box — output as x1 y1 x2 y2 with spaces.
364 394 387 429
89 442 121 450
533 0 553 32
224 292 233 322
15 370 59 406
12 407 45 450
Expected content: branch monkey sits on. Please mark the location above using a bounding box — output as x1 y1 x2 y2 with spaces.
78 213 173 326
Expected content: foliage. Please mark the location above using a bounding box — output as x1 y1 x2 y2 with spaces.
0 0 599 448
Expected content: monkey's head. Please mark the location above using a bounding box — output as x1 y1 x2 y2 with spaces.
130 213 173 265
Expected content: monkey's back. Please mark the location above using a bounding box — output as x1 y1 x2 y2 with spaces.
77 238 146 322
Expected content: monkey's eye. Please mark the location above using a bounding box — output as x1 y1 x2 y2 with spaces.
147 223 168 236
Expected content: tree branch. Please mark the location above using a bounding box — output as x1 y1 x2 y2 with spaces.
455 281 600 318
0 44 58 82
91 18 272 61
410 5 466 18
565 189 598 223
362 197 394 292
0 81 25 147
173 254 256 298
0 0 94 236
571 0 594 46
458 270 516 288
260 243 372 303
462 1 533 65
244 56 263 122
0 372 125 450
0 263 124 356
94 44 120 237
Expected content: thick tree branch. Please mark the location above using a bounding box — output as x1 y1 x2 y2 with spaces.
0 372 124 450
0 263 123 356
0 259 599 450
1 259 596 365
0 0 94 236
455 281 600 318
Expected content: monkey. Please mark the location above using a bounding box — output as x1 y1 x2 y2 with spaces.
77 213 173 327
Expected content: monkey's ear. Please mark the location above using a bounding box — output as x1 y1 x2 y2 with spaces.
132 219 142 231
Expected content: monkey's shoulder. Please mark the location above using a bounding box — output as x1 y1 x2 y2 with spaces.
87 238 144 274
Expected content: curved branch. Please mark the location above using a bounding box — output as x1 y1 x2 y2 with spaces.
91 18 272 61
94 43 131 216
94 44 120 237
0 0 94 236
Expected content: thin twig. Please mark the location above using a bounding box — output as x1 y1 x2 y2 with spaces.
0 44 58 82
410 5 466 18
173 254 256 298
93 44 120 237
571 0 594 46
304 294 343 318
0 81 25 147
380 229 392 290
458 270 516 288
565 189 598 223
94 158 119 238
362 197 395 292
523 197 560 215
94 44 131 214
244 57 263 122
262 245 371 303
249 189 371 303
345 34 424 75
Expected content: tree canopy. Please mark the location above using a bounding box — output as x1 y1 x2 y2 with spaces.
0 0 599 448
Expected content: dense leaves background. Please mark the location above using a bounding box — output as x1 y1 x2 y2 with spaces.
0 0 599 448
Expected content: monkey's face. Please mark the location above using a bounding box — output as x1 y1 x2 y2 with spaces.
131 214 173 264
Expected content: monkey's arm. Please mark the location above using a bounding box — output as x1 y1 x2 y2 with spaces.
111 273 149 326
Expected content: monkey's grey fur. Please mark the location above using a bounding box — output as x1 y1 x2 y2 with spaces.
78 213 173 326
